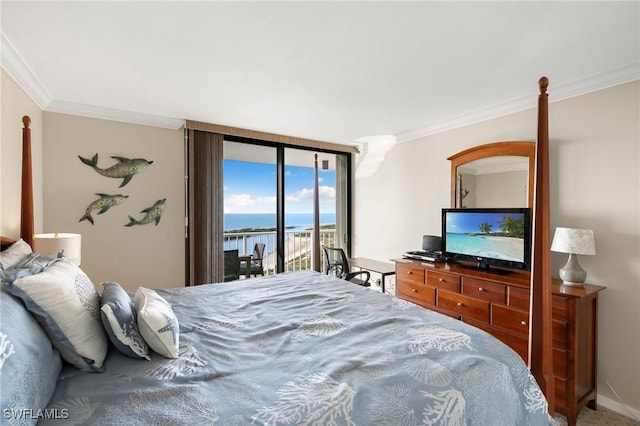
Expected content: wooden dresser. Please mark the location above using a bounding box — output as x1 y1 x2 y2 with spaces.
394 258 605 426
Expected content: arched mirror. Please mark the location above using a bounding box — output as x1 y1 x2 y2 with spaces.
448 141 535 208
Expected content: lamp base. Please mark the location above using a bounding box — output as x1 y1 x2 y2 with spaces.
559 253 587 285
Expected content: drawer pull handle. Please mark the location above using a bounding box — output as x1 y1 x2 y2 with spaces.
520 321 527 326
407 271 413 275
457 302 463 307
439 278 445 282
478 287 484 292
412 289 418 293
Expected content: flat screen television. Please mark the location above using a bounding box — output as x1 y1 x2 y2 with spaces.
442 207 532 274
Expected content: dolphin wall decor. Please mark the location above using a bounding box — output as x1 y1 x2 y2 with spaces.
79 193 129 225
78 153 153 187
126 198 166 226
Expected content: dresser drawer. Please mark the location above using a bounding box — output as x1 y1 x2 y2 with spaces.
462 278 506 304
397 281 435 306
427 271 460 292
552 295 568 321
491 304 529 336
396 263 425 285
508 286 530 311
553 319 568 349
465 318 528 361
555 377 568 410
438 291 489 323
554 348 567 379
507 288 569 321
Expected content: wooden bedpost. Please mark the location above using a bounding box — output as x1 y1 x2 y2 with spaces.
529 77 555 414
21 115 34 247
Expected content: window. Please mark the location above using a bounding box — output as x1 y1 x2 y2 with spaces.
222 138 351 275
187 126 353 284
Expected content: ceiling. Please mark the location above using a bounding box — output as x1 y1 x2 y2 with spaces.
1 1 638 146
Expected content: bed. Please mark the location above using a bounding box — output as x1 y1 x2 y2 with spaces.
1 79 556 425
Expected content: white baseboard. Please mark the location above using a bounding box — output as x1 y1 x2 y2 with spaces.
598 393 640 421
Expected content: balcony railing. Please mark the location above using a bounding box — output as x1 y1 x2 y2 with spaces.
224 229 337 275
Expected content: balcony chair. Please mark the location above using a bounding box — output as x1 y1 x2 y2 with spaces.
321 245 371 287
240 242 265 277
223 249 240 282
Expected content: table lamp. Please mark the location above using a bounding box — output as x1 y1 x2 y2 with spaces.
33 233 82 265
550 227 595 285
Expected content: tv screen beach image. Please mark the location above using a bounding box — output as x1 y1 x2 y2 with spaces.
445 212 527 262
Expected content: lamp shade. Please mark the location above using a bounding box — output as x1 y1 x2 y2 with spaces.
550 227 596 256
33 233 82 265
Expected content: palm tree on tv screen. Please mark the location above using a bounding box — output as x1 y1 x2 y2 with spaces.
479 222 493 234
498 215 525 238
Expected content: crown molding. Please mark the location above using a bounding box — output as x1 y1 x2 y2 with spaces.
395 63 640 144
1 31 183 129
46 100 185 129
1 32 52 109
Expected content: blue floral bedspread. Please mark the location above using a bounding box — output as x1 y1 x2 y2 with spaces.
42 271 555 425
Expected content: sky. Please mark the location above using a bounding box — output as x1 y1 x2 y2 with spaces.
223 160 336 214
445 211 525 234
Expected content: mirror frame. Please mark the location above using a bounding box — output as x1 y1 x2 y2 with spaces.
448 141 535 208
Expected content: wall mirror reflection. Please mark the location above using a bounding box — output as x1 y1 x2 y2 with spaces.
448 141 535 208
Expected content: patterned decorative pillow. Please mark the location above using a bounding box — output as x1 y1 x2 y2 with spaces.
0 238 32 274
3 259 108 372
100 282 150 360
0 288 62 424
134 287 179 359
1 251 63 286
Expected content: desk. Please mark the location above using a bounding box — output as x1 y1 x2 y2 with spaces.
349 257 396 294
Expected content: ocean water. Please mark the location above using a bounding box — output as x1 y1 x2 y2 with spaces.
224 213 336 232
223 213 337 255
445 232 524 262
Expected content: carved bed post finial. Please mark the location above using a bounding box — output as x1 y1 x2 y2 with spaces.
22 115 31 128
538 76 549 94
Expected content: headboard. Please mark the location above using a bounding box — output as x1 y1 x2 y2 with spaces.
0 236 16 251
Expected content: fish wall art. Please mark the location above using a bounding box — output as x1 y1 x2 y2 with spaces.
126 198 166 227
79 193 129 225
78 153 153 187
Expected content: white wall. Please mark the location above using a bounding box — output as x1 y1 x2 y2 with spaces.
353 81 640 414
473 169 527 207
41 112 184 290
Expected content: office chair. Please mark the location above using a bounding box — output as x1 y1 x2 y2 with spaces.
322 245 371 287
240 242 265 277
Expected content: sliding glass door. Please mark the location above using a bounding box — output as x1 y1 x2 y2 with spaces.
223 141 277 274
222 138 351 275
283 148 348 272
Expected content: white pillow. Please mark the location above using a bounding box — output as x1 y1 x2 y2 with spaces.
134 287 179 359
4 259 108 372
